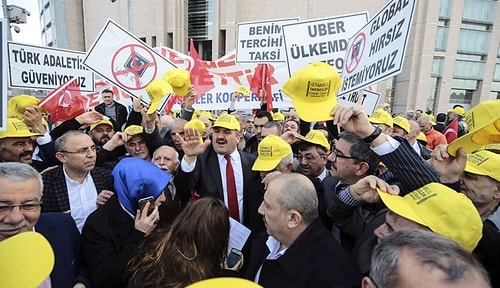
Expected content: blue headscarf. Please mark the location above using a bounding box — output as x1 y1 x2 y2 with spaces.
111 157 172 216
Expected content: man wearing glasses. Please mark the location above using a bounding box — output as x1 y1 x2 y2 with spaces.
0 162 90 287
41 131 113 232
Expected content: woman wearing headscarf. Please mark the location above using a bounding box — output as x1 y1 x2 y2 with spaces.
81 157 172 288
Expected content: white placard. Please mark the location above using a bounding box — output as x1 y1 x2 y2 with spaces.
338 0 417 95
7 42 95 92
282 13 368 76
83 19 177 112
338 89 381 115
236 17 299 63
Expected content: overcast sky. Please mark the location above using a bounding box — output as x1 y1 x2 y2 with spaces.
2 0 42 44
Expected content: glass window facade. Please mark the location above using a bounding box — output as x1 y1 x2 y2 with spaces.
458 29 491 55
439 0 453 18
432 57 445 77
454 60 486 79
463 0 497 23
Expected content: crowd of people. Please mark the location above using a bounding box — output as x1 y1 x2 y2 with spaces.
1 63 499 288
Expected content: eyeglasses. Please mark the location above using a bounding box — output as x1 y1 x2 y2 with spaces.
297 153 324 163
59 145 97 155
0 202 42 215
331 148 361 162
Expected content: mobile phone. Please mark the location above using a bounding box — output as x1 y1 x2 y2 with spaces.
226 248 242 268
138 196 155 215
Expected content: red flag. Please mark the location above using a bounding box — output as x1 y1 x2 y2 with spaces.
250 64 273 112
443 117 458 143
39 78 86 123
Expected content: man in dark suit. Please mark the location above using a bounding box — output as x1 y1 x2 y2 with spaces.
0 162 90 287
175 114 264 233
42 131 112 232
245 173 361 288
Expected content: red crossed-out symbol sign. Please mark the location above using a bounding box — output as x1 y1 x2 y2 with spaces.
111 44 157 90
345 32 366 74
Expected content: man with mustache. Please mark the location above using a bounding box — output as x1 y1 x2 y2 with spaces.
175 114 264 233
0 118 43 165
0 162 90 287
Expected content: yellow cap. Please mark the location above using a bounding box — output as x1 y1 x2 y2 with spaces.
393 115 410 133
212 114 240 131
124 125 144 136
235 86 251 97
272 111 285 121
416 131 427 144
163 68 191 97
90 119 114 132
252 135 293 171
447 100 500 156
0 232 54 288
282 62 341 122
369 109 393 128
450 106 465 117
378 183 483 252
186 277 263 288
465 150 500 182
145 79 173 114
298 129 330 151
7 94 40 119
0 118 43 139
185 118 206 134
199 111 216 121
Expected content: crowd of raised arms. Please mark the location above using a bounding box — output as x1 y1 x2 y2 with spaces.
1 63 499 288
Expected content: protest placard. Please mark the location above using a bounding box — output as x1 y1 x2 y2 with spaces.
236 17 299 63
84 19 177 113
7 42 94 92
338 0 417 95
282 13 368 76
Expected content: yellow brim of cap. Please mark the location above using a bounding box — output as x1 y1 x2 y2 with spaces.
292 98 337 122
252 158 281 172
0 232 54 287
172 86 189 97
377 189 427 227
447 120 500 156
464 162 490 178
186 277 263 288
146 94 172 115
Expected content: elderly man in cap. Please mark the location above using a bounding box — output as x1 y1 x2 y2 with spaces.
5 95 60 171
297 130 330 181
97 125 153 169
0 118 43 166
175 114 264 233
0 162 91 287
